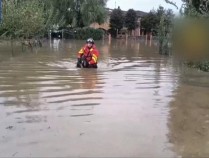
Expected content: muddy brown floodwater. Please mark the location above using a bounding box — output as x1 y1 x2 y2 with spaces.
0 39 209 157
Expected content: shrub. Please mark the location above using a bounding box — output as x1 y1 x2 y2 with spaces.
74 27 104 40
187 61 209 72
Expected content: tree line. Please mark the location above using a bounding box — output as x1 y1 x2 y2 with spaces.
108 7 138 37
109 6 174 37
0 0 108 39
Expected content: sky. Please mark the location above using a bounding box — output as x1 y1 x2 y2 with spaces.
106 0 183 13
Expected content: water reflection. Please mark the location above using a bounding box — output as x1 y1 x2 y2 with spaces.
50 39 61 51
168 70 209 157
95 39 178 157
0 63 42 108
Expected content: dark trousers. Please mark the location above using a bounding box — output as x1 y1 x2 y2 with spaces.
76 58 97 68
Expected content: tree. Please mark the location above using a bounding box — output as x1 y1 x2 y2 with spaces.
181 0 202 15
109 7 124 37
0 0 46 38
140 6 174 35
79 0 107 27
6 0 108 29
140 10 158 34
164 0 178 9
165 0 209 16
68 0 108 28
0 0 108 38
158 9 174 55
125 9 138 34
43 0 73 28
157 6 166 17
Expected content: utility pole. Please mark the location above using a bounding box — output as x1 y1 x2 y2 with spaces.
0 0 2 23
75 0 81 27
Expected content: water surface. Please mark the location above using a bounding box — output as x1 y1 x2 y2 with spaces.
0 39 209 157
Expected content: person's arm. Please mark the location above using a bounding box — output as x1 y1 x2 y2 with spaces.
77 47 84 58
77 47 85 66
89 49 99 64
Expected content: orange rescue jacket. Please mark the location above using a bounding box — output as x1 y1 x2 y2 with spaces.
77 44 99 65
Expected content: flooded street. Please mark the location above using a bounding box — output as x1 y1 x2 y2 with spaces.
0 39 209 157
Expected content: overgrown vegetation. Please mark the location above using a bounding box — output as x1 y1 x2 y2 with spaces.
165 0 209 72
140 6 174 55
141 7 174 36
158 9 174 55
187 61 209 72
74 27 104 40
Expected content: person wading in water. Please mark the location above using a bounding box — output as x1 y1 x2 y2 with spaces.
76 38 99 68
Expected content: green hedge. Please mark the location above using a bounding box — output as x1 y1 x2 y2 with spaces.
187 61 209 72
74 27 104 40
